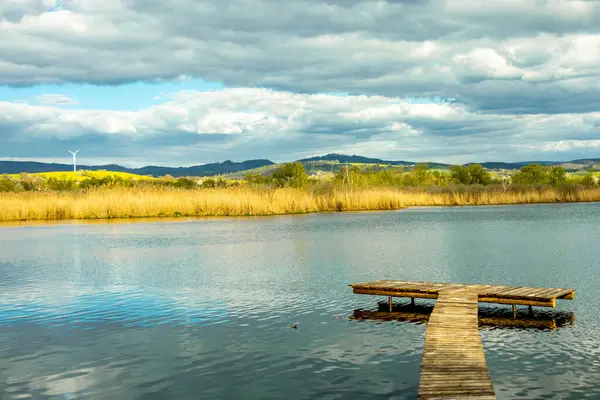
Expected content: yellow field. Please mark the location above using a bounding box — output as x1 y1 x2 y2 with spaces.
1 185 600 222
8 170 155 181
567 171 600 177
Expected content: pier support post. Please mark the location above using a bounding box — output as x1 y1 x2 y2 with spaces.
528 305 533 315
411 297 415 306
512 304 517 319
388 296 393 312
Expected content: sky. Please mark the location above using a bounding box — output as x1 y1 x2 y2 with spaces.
2 0 600 167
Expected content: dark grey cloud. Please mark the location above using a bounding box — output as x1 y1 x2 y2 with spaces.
3 0 600 114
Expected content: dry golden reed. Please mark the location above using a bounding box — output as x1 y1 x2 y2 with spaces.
1 185 600 222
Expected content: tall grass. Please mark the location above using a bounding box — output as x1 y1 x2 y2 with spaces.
1 185 600 222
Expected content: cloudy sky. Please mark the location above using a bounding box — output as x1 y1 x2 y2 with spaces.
2 0 600 166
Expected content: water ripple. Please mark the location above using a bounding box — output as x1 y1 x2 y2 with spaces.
1 204 600 399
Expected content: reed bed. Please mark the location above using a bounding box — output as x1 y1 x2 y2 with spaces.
1 185 600 222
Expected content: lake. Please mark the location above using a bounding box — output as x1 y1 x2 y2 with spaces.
1 203 599 399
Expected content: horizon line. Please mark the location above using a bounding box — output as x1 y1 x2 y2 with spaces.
0 154 595 170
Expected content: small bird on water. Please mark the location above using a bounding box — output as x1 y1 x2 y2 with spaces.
290 324 297 329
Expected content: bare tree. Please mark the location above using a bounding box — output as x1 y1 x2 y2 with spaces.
500 173 511 192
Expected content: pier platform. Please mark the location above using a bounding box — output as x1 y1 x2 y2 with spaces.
349 280 575 399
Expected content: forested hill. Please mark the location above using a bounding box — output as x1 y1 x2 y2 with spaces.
0 159 274 177
1 153 599 176
297 153 450 168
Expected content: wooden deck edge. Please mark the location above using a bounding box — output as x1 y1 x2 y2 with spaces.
558 290 575 300
477 296 555 307
352 288 438 299
350 285 575 307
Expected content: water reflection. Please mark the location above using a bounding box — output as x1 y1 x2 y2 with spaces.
351 300 575 331
1 203 599 399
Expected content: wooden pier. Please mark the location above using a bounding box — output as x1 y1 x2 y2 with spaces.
349 280 575 399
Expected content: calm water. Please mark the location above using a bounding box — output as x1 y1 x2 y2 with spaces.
1 204 599 399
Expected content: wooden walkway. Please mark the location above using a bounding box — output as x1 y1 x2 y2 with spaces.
349 280 575 399
419 291 494 399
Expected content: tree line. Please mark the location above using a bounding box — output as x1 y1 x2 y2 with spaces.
247 162 598 189
0 173 236 192
1 162 598 193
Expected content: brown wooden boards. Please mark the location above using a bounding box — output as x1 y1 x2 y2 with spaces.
350 280 575 308
349 280 576 399
417 291 495 399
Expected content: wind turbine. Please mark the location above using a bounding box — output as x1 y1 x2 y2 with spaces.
68 150 79 172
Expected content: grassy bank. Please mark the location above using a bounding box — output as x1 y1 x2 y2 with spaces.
1 185 600 222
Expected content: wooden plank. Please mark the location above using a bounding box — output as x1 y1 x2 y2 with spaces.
483 285 522 293
477 296 555 307
500 287 541 297
350 280 574 307
348 280 387 288
530 288 564 298
352 288 438 299
557 289 575 300
518 287 555 298
492 287 556 300
539 288 575 299
418 291 495 399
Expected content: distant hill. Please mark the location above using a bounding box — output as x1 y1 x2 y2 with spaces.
2 154 599 177
477 162 533 170
0 159 274 177
132 160 275 177
224 160 347 179
478 159 599 170
569 158 600 164
224 155 442 179
298 153 450 169
298 153 412 165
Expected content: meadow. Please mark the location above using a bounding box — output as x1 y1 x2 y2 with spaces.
1 163 599 222
1 184 600 222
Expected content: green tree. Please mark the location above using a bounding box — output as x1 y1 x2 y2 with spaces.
335 165 362 187
449 165 472 184
430 170 450 185
512 164 549 184
467 164 491 185
173 177 197 189
215 177 228 188
413 163 431 185
202 178 216 188
548 166 567 185
581 172 597 187
79 177 101 189
0 176 23 192
246 173 270 185
272 162 308 188
46 178 76 191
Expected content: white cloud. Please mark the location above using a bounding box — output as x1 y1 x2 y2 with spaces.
35 94 78 105
541 140 600 152
2 88 600 164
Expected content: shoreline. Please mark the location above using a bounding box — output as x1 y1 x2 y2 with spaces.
1 199 599 228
